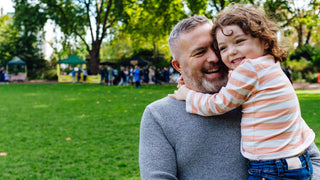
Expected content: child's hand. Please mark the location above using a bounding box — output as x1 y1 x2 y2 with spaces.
168 85 190 101
177 76 185 88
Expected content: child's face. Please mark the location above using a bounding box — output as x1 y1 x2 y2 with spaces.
216 25 266 70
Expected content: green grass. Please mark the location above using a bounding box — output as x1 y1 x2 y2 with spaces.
0 84 319 179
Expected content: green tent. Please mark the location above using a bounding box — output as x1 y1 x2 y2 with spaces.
6 56 27 81
7 56 26 65
58 54 86 64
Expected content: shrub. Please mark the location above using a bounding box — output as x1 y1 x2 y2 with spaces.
304 71 318 83
43 69 58 80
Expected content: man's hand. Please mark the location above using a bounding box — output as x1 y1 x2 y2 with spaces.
168 85 190 101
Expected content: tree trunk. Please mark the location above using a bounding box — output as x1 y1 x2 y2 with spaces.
153 43 158 62
305 29 311 45
87 41 101 75
297 24 303 47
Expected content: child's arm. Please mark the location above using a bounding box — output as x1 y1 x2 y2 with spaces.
186 64 258 116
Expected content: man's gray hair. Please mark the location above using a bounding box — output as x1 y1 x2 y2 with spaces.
168 16 211 59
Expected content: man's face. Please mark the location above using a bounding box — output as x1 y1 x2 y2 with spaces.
172 23 228 93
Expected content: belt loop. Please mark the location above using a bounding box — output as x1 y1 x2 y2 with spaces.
276 160 284 176
302 151 310 171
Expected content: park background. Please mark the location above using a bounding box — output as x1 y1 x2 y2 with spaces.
0 0 319 82
0 0 320 179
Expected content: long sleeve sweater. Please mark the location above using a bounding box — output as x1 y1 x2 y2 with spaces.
186 55 315 160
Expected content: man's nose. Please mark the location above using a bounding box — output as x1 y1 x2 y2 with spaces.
207 49 219 63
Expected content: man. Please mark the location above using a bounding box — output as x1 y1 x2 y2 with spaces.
139 16 320 179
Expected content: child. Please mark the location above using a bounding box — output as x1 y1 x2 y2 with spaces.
170 4 315 180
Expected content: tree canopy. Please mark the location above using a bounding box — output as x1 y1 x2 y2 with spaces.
1 0 319 76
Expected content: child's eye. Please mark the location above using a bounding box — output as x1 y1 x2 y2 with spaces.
219 46 226 51
236 39 245 44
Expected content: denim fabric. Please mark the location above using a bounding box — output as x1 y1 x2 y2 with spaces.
248 151 313 180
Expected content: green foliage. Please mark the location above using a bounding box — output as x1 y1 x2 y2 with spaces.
0 15 19 67
312 45 320 69
42 69 58 80
123 0 186 62
12 0 48 79
40 0 134 75
289 44 314 61
304 71 318 83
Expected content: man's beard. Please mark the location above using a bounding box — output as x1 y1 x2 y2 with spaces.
184 69 229 94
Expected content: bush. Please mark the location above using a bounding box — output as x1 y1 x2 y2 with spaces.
312 45 320 71
292 71 304 82
289 44 314 61
42 69 58 80
304 71 318 83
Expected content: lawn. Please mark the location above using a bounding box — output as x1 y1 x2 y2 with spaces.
0 84 319 179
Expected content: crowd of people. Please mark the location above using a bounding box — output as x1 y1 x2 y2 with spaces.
98 65 175 88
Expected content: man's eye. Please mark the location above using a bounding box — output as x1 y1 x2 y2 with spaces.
194 50 206 56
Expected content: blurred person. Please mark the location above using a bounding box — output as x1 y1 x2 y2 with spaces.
71 68 76 83
134 65 141 88
82 69 88 83
118 67 127 87
99 66 105 85
77 69 81 83
107 66 114 86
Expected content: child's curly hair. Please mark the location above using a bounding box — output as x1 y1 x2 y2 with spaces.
212 4 287 62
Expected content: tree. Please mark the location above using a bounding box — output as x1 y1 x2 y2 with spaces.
123 0 186 64
264 0 320 48
13 0 48 79
0 14 19 67
41 0 131 75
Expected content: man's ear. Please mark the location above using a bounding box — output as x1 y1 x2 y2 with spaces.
172 59 182 73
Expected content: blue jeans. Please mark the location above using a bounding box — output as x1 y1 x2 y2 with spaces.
248 151 313 180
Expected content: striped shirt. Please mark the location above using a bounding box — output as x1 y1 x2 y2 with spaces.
186 55 315 160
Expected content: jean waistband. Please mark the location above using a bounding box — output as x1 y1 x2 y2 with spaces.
249 151 309 166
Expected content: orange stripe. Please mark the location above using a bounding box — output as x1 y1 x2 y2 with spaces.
241 116 302 130
224 88 247 102
234 65 258 82
190 92 198 114
252 55 275 72
242 105 299 119
259 70 284 86
242 127 303 142
205 94 217 115
244 92 296 109
197 93 206 115
244 131 312 155
216 92 241 109
228 77 257 94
